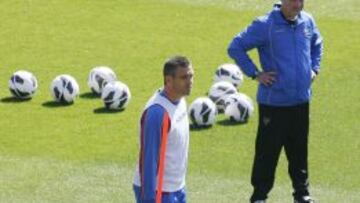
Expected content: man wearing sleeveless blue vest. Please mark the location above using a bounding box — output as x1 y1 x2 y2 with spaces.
228 0 323 202
133 56 194 203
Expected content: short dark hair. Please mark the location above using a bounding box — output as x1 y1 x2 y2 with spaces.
163 56 190 78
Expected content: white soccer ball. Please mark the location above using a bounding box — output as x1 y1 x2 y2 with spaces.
51 74 80 103
88 66 117 94
189 97 217 126
224 93 254 123
101 81 131 110
214 64 243 87
208 81 237 111
8 70 38 99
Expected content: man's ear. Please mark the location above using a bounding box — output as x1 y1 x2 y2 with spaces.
165 75 172 86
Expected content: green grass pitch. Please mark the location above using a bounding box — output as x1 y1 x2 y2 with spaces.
0 0 359 202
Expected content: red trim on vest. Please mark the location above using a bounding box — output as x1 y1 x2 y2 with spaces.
155 112 170 203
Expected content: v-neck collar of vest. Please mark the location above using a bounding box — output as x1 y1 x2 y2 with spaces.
159 90 180 106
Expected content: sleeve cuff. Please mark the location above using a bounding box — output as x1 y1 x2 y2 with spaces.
312 69 319 75
250 70 260 80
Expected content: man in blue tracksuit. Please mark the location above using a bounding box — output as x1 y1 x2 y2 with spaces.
228 0 323 202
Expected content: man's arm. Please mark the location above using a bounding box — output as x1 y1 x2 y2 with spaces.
227 18 268 79
310 18 323 75
139 105 170 203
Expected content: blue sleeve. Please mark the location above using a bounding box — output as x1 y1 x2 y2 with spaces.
140 104 166 203
228 19 268 78
310 18 323 74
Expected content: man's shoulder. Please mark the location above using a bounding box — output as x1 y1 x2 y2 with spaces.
255 12 272 24
142 104 168 127
300 10 316 23
253 9 278 26
247 14 270 33
146 104 166 116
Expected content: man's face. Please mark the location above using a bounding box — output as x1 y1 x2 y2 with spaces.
167 65 194 97
282 0 304 18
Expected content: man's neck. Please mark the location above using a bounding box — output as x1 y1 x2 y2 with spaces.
280 9 298 26
163 88 181 103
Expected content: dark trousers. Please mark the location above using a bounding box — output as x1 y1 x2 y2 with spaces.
250 103 310 202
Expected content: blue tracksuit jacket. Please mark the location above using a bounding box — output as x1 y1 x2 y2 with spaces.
228 7 323 106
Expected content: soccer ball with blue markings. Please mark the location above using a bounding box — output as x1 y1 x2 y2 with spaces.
214 64 243 87
87 66 117 95
224 93 254 123
8 70 38 99
51 74 80 103
189 97 217 126
101 81 131 110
